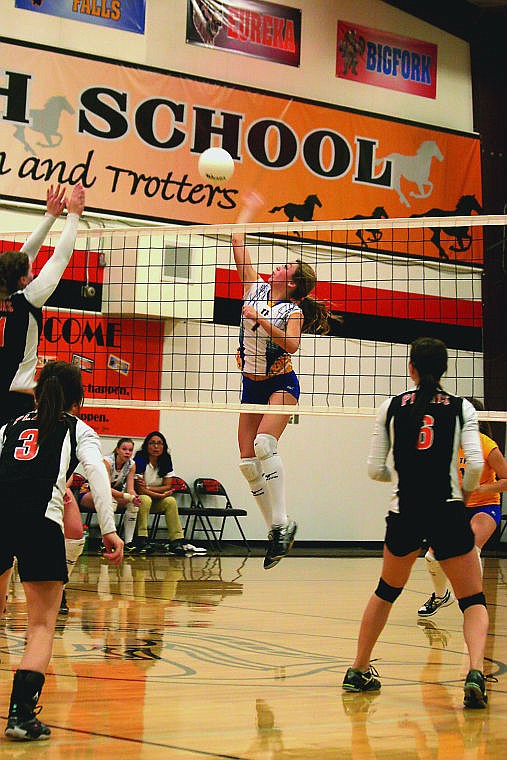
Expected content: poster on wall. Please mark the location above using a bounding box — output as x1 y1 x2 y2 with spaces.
336 21 437 99
14 0 146 34
186 0 301 66
0 38 481 262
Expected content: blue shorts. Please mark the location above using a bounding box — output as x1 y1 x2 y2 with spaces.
241 372 300 405
466 504 501 526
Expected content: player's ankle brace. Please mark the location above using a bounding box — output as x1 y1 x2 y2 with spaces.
458 592 486 612
375 577 403 603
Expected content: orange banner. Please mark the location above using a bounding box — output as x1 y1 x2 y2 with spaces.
0 38 482 260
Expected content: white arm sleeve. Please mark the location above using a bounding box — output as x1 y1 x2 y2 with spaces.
75 419 117 536
367 398 393 481
460 399 484 492
23 213 79 308
21 213 57 263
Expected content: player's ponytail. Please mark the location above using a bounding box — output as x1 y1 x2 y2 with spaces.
408 337 448 448
292 260 343 335
35 361 84 443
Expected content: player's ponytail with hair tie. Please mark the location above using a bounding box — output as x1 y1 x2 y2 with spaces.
409 337 448 448
35 360 84 444
293 260 343 335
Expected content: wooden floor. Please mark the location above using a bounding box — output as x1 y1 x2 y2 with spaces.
0 551 506 758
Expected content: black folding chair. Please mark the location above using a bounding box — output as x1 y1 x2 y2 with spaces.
149 476 217 547
192 478 249 552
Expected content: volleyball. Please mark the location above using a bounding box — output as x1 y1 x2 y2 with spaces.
198 147 235 185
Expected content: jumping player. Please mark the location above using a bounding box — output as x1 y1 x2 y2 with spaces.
0 360 123 741
232 192 334 569
342 338 490 709
418 396 507 617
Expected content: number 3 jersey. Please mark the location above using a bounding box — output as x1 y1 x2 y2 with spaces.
237 279 302 376
0 411 116 535
367 390 483 513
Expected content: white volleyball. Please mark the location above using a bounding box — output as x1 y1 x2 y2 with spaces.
198 147 235 185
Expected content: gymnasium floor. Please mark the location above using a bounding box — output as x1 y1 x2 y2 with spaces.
0 550 506 758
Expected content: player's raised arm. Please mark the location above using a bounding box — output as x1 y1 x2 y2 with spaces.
232 191 264 297
21 184 67 263
24 184 85 308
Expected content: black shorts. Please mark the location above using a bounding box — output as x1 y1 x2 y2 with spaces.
0 509 68 583
385 500 475 561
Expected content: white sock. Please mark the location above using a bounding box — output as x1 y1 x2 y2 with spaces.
65 537 85 582
260 452 287 527
239 457 272 528
425 550 449 597
123 504 139 545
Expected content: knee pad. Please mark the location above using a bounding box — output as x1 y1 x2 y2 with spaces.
458 592 486 612
65 536 85 565
254 433 278 461
375 577 403 603
239 457 263 483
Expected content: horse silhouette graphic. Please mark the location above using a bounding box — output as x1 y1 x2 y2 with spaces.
375 140 444 208
347 206 389 247
269 195 322 226
410 195 483 260
13 95 75 154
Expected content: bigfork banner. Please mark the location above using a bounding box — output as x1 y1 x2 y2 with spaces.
0 38 482 262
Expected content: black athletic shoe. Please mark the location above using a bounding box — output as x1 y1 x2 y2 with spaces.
417 589 454 617
464 670 488 709
165 541 187 556
58 590 69 616
124 541 138 555
137 541 156 556
5 707 50 741
342 665 381 693
264 520 297 570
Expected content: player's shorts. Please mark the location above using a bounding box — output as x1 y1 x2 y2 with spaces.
0 391 35 427
0 502 68 583
241 371 300 404
384 499 475 561
466 503 502 525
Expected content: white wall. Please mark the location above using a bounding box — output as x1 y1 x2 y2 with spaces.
2 1 473 132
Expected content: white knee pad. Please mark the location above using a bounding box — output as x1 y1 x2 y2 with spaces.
254 433 278 461
65 537 85 566
239 457 263 483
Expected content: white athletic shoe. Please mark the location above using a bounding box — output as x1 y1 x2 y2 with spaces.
183 543 207 554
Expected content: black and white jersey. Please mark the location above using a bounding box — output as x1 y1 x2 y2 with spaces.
0 212 79 394
0 411 116 535
368 389 483 513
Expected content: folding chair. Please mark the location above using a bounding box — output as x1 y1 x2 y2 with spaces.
192 478 249 552
149 476 217 547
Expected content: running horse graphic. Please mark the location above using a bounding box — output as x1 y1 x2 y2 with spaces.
13 96 75 154
410 195 483 260
347 206 389 247
269 194 322 229
375 140 444 208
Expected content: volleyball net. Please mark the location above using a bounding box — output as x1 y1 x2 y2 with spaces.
2 211 505 420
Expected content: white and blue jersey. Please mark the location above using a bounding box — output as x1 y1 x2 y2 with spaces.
238 279 301 376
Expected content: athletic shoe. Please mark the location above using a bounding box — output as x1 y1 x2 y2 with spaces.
137 542 156 556
342 665 381 693
183 543 207 554
417 589 454 617
264 520 297 570
464 670 488 709
5 708 50 741
58 590 69 616
124 542 138 555
165 541 187 556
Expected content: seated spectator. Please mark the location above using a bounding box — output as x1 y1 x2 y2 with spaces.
80 437 141 551
133 431 205 556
